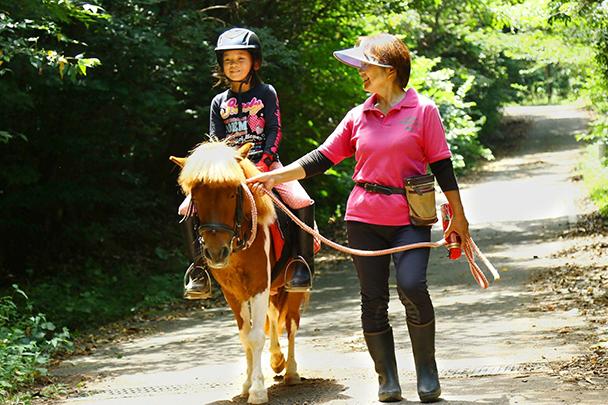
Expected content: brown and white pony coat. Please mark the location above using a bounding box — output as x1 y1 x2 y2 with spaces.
171 142 308 404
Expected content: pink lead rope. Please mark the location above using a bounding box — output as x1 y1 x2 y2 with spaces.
263 189 500 289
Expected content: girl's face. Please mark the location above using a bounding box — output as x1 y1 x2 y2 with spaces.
222 50 254 82
358 63 392 93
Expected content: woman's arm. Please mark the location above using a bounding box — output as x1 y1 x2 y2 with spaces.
443 190 470 240
249 107 354 193
423 101 470 240
429 158 470 239
247 161 306 196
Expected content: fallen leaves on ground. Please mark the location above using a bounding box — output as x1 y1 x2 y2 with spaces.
529 212 608 390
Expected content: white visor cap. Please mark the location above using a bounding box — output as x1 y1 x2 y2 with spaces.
333 46 392 68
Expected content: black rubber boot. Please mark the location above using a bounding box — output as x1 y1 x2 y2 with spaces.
285 204 315 292
182 218 212 300
363 328 403 402
407 319 441 403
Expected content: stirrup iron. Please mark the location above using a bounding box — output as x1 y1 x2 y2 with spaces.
284 256 312 292
183 263 212 300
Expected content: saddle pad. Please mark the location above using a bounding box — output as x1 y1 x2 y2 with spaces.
269 219 320 258
269 221 285 260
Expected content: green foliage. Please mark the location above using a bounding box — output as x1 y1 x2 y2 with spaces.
411 56 493 170
0 0 106 81
262 0 500 222
580 145 608 216
577 107 608 148
0 0 602 350
0 285 72 401
23 258 184 329
548 0 608 150
0 0 220 275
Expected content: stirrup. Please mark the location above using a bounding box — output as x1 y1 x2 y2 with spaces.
284 256 312 292
183 263 212 300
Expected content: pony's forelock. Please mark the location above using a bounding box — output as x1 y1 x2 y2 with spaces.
178 142 244 194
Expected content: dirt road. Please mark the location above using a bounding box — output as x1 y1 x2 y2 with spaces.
51 105 604 404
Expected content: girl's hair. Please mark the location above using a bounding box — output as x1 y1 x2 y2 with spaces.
358 34 411 88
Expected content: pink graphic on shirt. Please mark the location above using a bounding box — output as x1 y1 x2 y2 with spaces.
248 114 265 135
221 97 264 118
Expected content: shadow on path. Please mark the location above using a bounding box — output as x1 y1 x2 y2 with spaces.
52 104 603 404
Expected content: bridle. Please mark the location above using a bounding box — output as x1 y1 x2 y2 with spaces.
191 182 258 253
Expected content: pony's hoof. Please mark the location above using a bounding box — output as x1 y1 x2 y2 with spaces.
284 372 301 385
241 382 252 395
247 389 268 404
271 354 286 373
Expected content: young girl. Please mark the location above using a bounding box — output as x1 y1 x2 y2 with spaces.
181 27 315 299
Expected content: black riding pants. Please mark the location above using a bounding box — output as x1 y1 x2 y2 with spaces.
346 221 434 333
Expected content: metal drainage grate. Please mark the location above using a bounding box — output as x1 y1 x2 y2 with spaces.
75 381 233 399
71 362 549 400
440 362 548 379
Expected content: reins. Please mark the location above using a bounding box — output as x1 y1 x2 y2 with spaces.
240 182 258 249
262 188 500 289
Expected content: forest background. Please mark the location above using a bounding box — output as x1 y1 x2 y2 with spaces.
1 0 607 402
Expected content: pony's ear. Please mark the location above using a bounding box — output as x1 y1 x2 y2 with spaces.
169 156 186 168
237 143 253 159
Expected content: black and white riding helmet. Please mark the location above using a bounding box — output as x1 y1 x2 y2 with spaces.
215 28 262 67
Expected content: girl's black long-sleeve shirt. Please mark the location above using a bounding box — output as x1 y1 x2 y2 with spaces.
209 83 282 164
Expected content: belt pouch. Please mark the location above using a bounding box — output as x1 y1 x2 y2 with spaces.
404 173 438 226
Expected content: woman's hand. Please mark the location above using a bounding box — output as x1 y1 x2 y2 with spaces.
442 190 470 241
444 212 470 241
247 171 279 197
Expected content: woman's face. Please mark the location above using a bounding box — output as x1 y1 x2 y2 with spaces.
222 50 254 82
358 63 392 93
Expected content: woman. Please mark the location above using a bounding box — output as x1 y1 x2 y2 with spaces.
248 33 470 403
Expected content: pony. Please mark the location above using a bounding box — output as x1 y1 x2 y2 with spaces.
170 141 309 404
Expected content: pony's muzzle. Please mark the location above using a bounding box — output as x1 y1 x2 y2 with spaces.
203 246 231 268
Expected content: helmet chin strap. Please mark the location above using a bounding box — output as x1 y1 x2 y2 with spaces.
229 69 254 88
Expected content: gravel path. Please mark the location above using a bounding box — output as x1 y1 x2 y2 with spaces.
50 105 603 404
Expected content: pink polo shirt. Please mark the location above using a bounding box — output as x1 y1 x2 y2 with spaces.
318 88 451 226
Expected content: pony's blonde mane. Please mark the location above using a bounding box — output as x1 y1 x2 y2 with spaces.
179 142 243 191
178 141 275 225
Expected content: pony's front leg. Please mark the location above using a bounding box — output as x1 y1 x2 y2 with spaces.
238 330 253 395
243 290 270 404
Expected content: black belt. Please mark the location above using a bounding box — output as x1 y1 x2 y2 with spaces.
356 182 406 195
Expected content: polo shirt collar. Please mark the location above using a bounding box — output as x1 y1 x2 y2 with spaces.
363 87 419 112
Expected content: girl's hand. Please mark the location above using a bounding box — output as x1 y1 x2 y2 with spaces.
444 213 470 241
255 153 274 172
247 172 278 197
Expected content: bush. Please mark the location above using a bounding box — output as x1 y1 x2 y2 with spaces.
411 56 493 171
0 285 72 402
580 146 608 217
22 256 185 331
